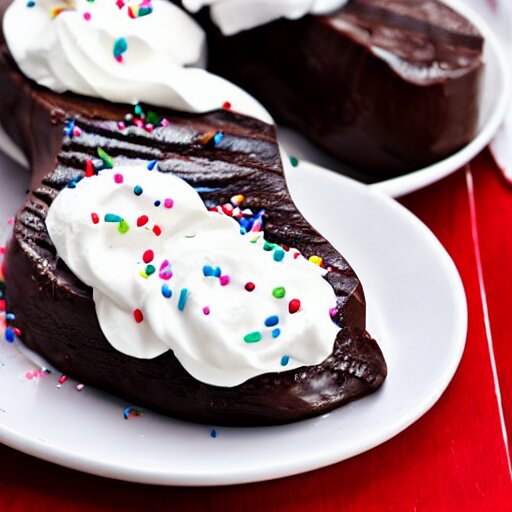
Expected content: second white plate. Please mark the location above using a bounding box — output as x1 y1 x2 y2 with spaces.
0 157 467 486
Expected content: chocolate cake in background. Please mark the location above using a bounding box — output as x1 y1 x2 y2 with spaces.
185 0 484 178
0 0 387 425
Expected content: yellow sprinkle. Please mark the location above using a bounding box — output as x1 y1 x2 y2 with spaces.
309 255 323 266
139 270 149 279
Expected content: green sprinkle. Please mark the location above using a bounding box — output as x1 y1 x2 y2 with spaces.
104 214 123 223
272 287 286 299
145 264 156 276
118 219 129 234
134 185 143 196
134 104 144 117
244 331 262 344
273 249 285 262
289 156 299 167
263 241 274 251
146 111 162 125
97 147 114 168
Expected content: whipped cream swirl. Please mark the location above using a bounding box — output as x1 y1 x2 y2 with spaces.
46 165 339 387
183 0 349 35
3 0 271 122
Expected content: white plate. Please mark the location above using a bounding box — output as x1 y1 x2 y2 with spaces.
0 155 467 486
279 0 511 197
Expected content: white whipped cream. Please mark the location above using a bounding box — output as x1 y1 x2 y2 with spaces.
46 164 339 387
3 0 271 122
183 0 348 35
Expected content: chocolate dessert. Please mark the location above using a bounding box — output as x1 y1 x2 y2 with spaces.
192 0 484 178
0 1 386 425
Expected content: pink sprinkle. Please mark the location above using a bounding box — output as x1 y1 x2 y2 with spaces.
160 118 170 127
0 246 5 255
58 375 68 385
13 327 22 337
145 124 154 133
164 198 174 209
203 306 210 316
76 384 85 392
159 260 172 280
118 121 126 130
116 55 124 63
114 173 124 184
25 371 33 380
116 0 125 8
133 118 144 128
7 217 14 225
219 275 230 286
329 308 337 317
83 12 91 21
73 126 82 137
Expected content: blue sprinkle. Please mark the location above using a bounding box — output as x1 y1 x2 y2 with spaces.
161 284 172 299
26 1 35 7
63 119 75 136
4 327 15 343
104 214 123 223
113 37 128 59
213 131 224 146
123 407 131 419
240 227 247 235
264 315 279 327
154 200 161 207
273 249 285 262
194 186 222 193
272 328 281 339
178 288 188 311
147 160 157 171
68 180 77 189
203 265 222 277
6 313 15 322
280 355 289 366
134 185 143 196
210 428 217 438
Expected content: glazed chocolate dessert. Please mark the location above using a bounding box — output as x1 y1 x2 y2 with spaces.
0 3 386 425
195 0 484 177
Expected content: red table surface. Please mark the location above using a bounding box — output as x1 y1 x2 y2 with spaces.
0 150 511 511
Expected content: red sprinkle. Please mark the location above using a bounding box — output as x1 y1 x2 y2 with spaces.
85 159 94 178
289 299 301 314
293 252 300 260
137 215 149 227
133 309 144 323
245 282 255 292
58 375 68 385
222 101 232 110
91 213 99 224
222 203 234 216
153 225 162 237
143 249 154 264
13 327 22 337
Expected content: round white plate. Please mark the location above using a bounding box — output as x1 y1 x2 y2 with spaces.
279 0 511 198
0 155 467 486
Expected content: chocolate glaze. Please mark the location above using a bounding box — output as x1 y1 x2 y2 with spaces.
197 0 484 178
0 0 386 425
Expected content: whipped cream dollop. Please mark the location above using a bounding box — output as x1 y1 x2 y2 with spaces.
46 164 339 387
3 0 271 122
183 0 348 35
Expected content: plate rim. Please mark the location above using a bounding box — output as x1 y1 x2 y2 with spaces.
0 165 468 486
